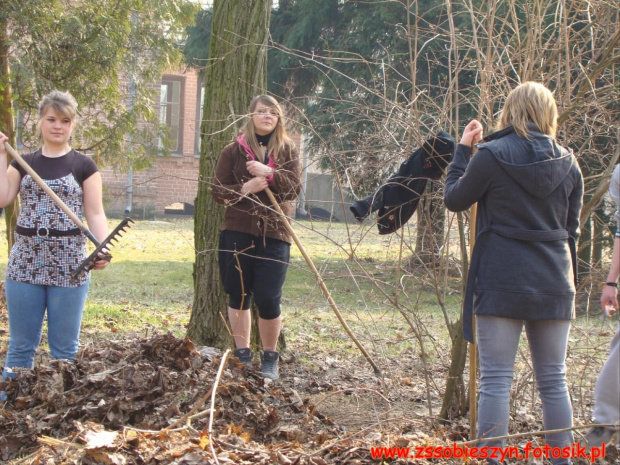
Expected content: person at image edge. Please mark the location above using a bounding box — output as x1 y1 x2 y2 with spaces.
0 90 110 401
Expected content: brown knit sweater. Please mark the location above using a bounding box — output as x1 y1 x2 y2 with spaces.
211 138 301 244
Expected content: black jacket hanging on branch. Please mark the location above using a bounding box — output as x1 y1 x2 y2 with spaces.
349 131 455 235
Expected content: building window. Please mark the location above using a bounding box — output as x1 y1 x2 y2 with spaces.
160 77 183 153
195 84 205 155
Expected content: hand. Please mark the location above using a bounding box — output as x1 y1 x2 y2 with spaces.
0 132 8 157
460 120 484 147
601 285 618 317
246 160 273 178
92 251 111 270
241 176 268 195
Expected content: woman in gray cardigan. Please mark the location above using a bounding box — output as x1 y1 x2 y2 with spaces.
445 82 583 464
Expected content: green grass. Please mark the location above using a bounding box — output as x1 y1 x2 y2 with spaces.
81 219 195 337
0 217 461 357
0 217 614 377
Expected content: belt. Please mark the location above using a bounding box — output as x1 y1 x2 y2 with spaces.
15 225 82 238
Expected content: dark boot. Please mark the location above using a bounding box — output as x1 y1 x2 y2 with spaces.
260 350 279 380
234 348 254 367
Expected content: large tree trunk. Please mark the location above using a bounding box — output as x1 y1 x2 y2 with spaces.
0 21 18 253
187 0 271 348
413 181 445 266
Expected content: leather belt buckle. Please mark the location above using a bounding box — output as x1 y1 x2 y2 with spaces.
37 227 50 237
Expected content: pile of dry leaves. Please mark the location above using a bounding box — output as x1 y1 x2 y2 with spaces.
1 330 619 464
0 332 457 464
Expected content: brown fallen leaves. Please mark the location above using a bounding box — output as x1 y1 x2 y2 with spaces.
0 333 428 464
3 332 617 464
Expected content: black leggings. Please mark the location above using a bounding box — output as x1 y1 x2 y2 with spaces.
218 230 291 320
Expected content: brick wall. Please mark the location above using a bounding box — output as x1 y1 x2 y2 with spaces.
100 67 201 218
100 155 200 218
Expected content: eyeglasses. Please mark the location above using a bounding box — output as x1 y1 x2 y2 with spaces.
255 109 279 117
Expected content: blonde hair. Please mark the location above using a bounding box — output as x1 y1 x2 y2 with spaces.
36 90 78 137
243 95 294 162
497 82 557 139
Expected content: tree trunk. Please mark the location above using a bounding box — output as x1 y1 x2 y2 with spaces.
439 212 470 421
578 212 592 278
591 208 605 269
439 319 468 421
0 20 18 253
187 0 271 348
413 181 445 266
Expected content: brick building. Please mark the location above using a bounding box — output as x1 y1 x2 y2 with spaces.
100 68 203 218
100 67 357 221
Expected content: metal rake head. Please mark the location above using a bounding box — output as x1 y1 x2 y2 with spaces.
72 217 135 280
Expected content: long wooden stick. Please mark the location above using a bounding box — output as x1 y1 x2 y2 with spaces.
468 202 477 439
4 141 99 245
468 141 478 439
265 188 382 376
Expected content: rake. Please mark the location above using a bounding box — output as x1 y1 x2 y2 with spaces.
265 188 382 376
4 142 133 279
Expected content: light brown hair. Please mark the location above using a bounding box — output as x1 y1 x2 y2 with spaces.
497 82 557 139
243 95 294 162
36 90 78 137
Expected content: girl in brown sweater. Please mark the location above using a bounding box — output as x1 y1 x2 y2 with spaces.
211 95 301 380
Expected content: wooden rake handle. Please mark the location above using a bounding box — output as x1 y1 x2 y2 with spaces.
265 187 382 376
4 141 100 246
468 140 478 439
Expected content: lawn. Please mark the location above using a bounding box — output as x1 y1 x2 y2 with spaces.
0 217 462 356
0 216 613 379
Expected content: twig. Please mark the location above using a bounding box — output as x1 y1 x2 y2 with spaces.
166 350 230 430
164 387 214 430
468 139 479 440
214 438 267 454
37 436 83 449
233 245 255 314
124 425 188 434
208 349 231 465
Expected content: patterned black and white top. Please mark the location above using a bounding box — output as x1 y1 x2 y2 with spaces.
6 149 99 287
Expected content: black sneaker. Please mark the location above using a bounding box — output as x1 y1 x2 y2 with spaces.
234 348 254 367
260 350 279 380
584 425 617 450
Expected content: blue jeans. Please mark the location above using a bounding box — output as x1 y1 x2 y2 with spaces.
2 279 90 380
476 315 573 465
